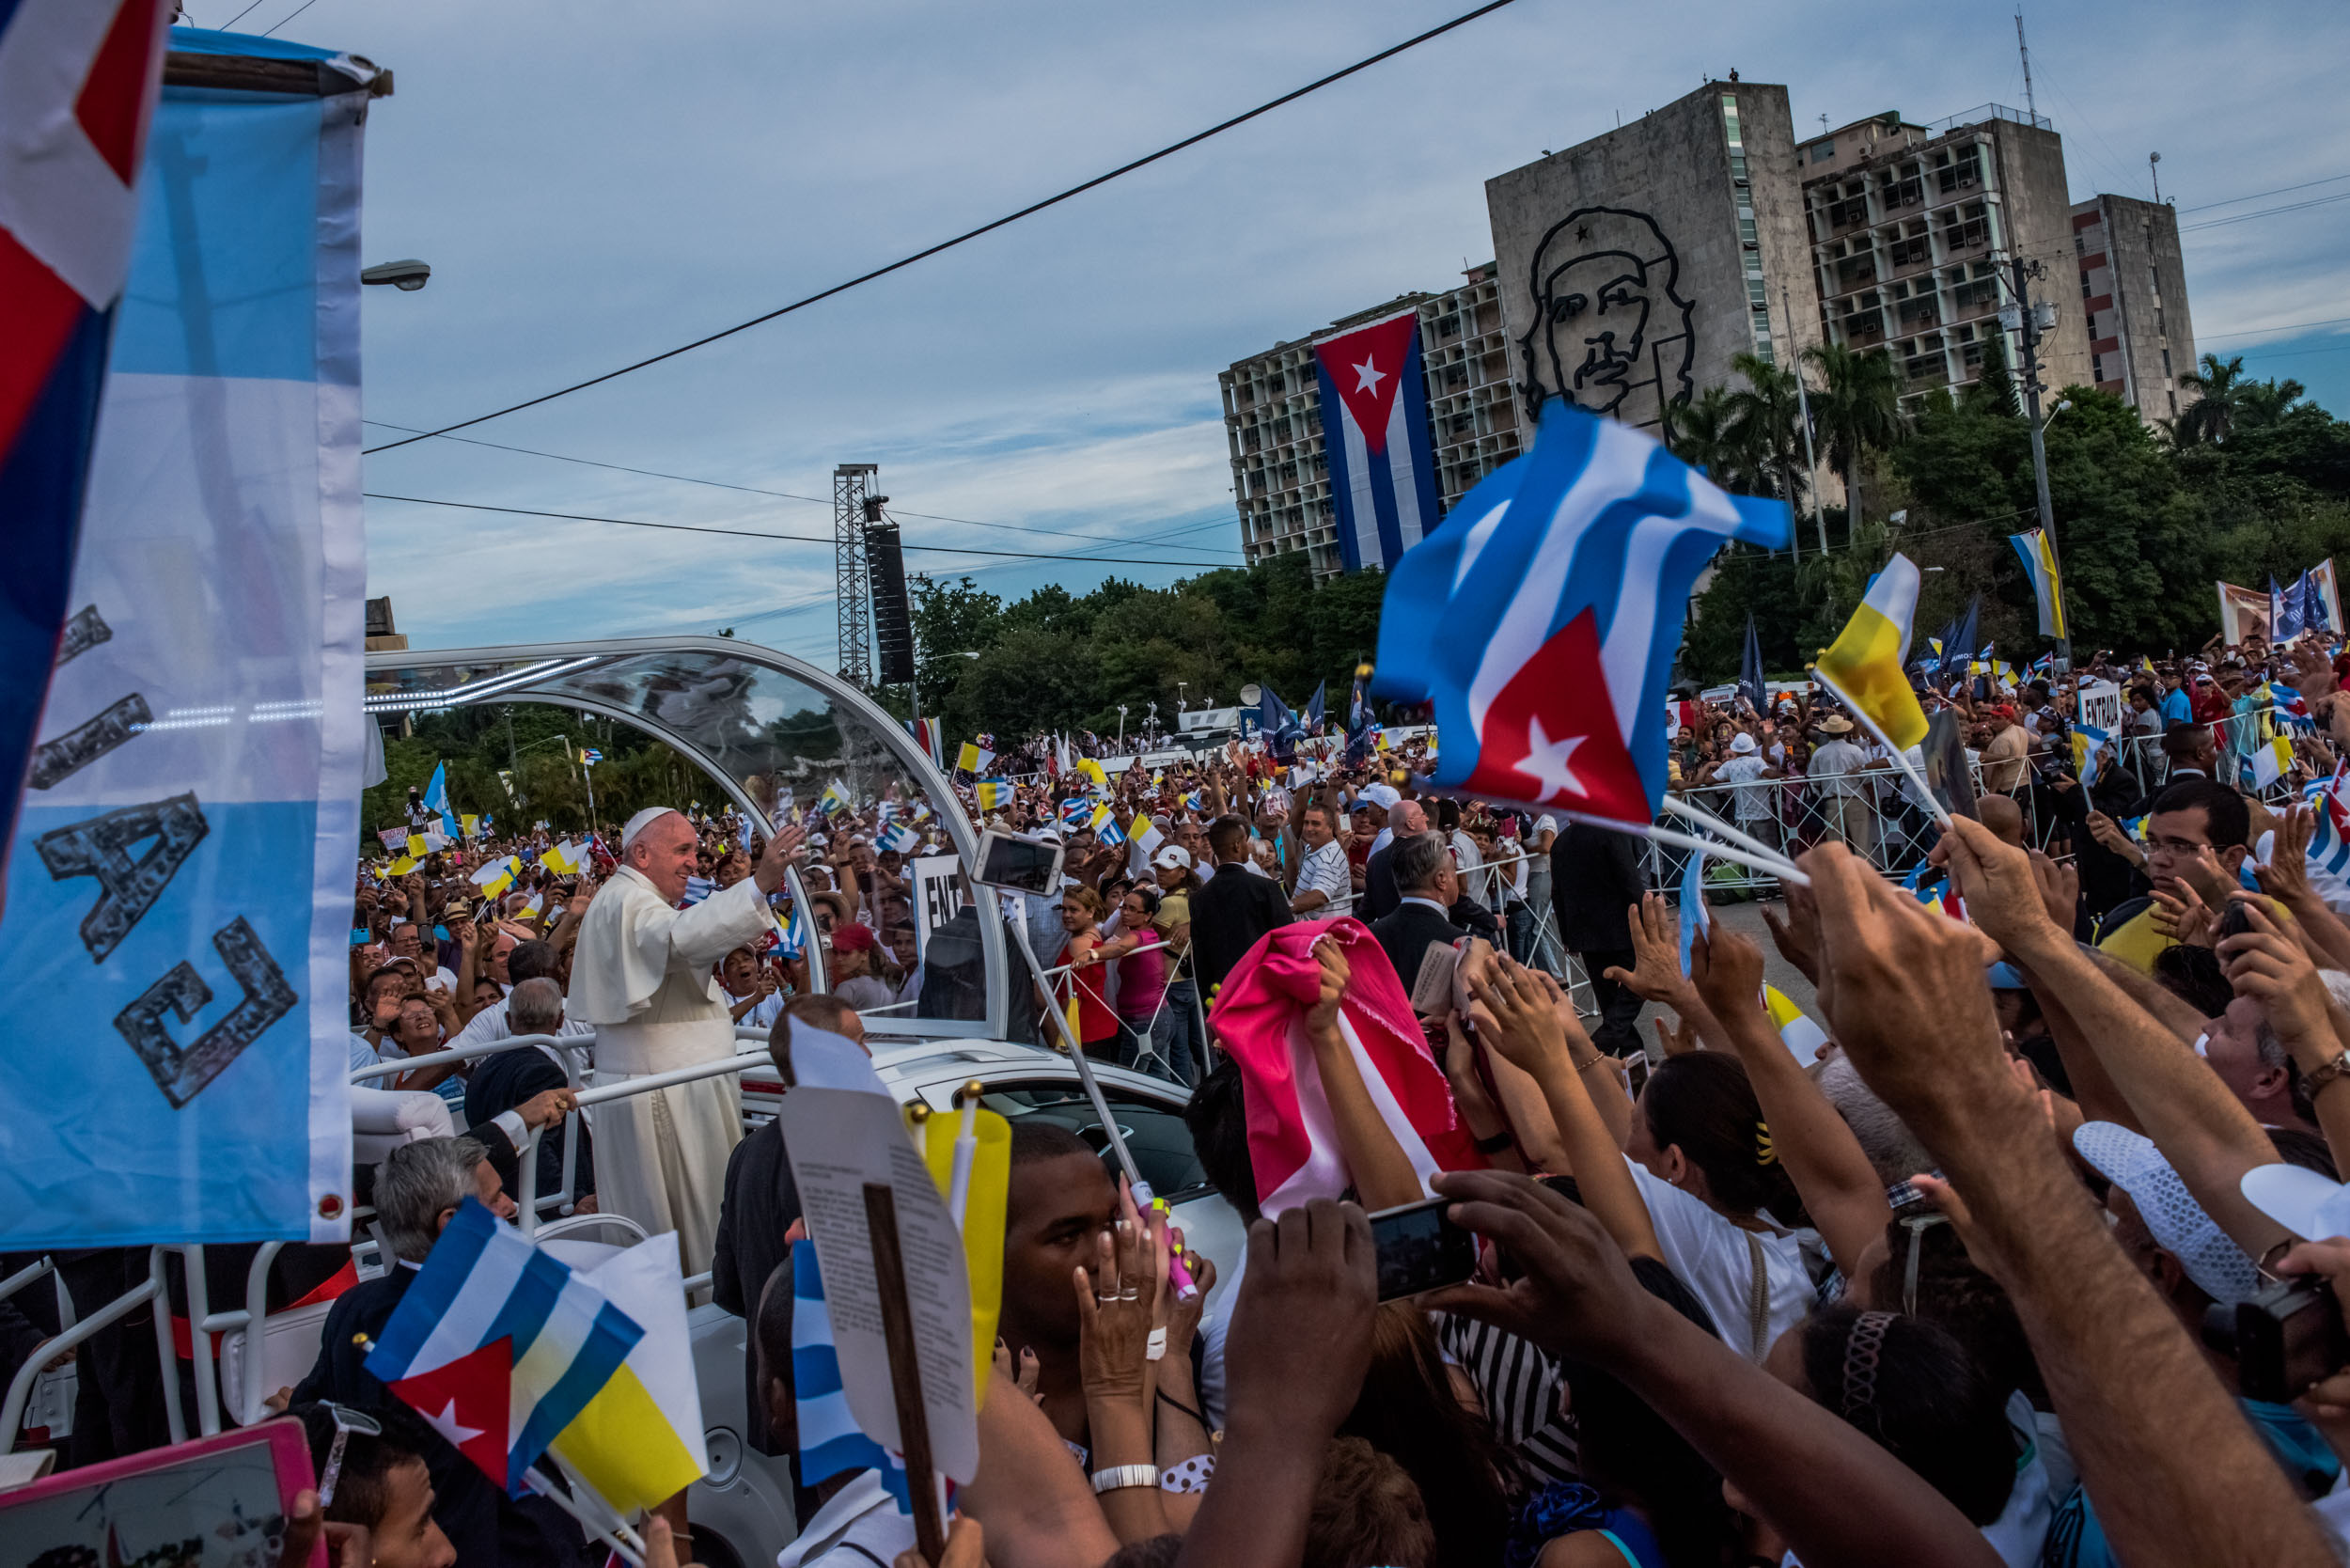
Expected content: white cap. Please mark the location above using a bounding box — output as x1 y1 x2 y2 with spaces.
620 807 682 851
1360 783 1402 810
1730 732 1759 755
2074 1122 2260 1304
1152 845 1194 870
2241 1164 2350 1244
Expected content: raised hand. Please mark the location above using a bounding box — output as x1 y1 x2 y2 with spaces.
2150 882 2214 949
2218 896 2337 1045
1421 1169 1653 1359
1687 917 1766 1022
1074 1210 1160 1404
1467 953 1573 1073
1601 892 1696 1004
1219 1200 1376 1442
1761 876 1823 985
1306 936 1350 1037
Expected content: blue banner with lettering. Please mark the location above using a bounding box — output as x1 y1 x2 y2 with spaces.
0 27 375 1245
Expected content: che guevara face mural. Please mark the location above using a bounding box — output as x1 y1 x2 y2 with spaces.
1517 205 1695 431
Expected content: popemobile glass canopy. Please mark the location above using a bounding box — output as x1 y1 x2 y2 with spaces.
364 635 1006 1037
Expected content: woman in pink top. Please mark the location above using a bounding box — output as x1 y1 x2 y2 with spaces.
1104 885 1173 1077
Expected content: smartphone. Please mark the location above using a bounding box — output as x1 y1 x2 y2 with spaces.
2217 900 2256 944
1369 1193 1478 1301
972 827 1064 895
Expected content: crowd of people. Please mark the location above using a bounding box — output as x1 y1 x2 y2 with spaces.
27 634 2350 1568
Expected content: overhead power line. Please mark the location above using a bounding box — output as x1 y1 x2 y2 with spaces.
2200 315 2350 342
360 0 1523 456
362 492 1246 570
2179 190 2350 235
2179 172 2350 214
358 417 1243 560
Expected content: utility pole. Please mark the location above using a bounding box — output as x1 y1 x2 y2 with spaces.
2149 149 2162 205
2015 7 2036 119
1785 282 1827 563
834 463 880 689
2006 254 2072 666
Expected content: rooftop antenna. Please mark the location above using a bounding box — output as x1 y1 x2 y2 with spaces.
2149 150 2163 204
2015 7 2037 119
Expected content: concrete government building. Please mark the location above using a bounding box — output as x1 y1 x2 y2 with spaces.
1223 77 2193 578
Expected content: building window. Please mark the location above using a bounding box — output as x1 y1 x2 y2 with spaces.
2161 348 2172 377
1810 140 1835 163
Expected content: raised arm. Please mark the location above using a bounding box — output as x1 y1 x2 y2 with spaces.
2219 899 2350 1177
1466 955 1659 1262
1806 834 2333 1568
1305 937 1425 1211
1428 1172 2001 1568
1687 917 1891 1278
1947 821 2286 1262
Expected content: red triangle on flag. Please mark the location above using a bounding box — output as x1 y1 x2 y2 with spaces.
1313 313 1419 457
387 1336 513 1485
1459 609 1650 822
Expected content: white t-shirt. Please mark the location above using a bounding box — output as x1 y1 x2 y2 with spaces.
777 1470 915 1568
1714 754 1774 823
1623 1157 1811 1361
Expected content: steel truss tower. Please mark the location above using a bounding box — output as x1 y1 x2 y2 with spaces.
833 463 879 688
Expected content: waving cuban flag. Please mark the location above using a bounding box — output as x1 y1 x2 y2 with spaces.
1314 307 1440 572
1371 400 1789 823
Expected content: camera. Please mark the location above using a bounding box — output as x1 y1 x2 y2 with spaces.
2202 1276 2350 1403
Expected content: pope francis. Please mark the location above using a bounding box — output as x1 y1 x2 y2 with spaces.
568 806 806 1272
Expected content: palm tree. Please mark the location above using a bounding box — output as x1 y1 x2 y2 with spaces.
1664 385 1748 489
2238 375 2308 431
1801 341 1904 541
2176 353 2250 446
1723 352 1808 510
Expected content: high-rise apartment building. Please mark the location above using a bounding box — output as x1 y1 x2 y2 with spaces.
1485 81 1824 433
2071 195 2196 424
1796 103 2092 402
1220 264 1523 578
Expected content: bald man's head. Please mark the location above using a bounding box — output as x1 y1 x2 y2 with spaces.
1390 800 1429 835
1977 795 2026 848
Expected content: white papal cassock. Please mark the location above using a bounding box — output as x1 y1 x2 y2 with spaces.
567 865 771 1273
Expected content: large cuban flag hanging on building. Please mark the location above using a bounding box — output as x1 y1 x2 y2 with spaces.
1371 399 1790 823
0 25 378 1246
1314 307 1441 573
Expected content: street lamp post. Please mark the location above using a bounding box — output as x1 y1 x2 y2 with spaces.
1116 705 1128 753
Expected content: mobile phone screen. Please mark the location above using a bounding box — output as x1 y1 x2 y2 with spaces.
1369 1195 1478 1301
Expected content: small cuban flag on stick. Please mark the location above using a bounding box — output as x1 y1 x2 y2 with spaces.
1090 805 1126 849
1058 796 1095 834
879 820 920 855
1369 399 1801 885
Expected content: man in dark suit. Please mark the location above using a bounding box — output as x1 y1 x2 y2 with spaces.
289 1137 588 1567
1359 799 1427 922
1187 815 1293 996
464 978 594 1206
1550 818 1648 1056
712 995 865 1454
1369 832 1466 995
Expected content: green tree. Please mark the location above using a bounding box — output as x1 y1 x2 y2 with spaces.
1665 385 1750 491
1802 341 1905 539
2176 353 2255 447
1723 352 1810 508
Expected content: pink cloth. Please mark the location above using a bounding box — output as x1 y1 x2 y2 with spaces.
1208 917 1471 1213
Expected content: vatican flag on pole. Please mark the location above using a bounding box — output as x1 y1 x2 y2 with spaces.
1812 554 1930 751
2009 528 2065 639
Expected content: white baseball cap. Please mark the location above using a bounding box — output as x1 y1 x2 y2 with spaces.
1360 783 1402 810
1152 845 1194 870
2075 1121 2260 1304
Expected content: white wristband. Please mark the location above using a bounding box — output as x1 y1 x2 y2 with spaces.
1145 1327 1167 1362
1090 1463 1160 1495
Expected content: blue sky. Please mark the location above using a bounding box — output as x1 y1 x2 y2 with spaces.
224 0 2348 671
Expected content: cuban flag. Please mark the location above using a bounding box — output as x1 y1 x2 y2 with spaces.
365 1198 643 1494
791 1239 920 1513
1314 307 1440 572
1371 400 1790 824
0 0 172 862
878 820 919 855
1058 795 1095 834
1208 917 1475 1214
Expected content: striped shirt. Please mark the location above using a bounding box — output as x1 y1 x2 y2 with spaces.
1436 1312 1579 1487
1294 839 1353 921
